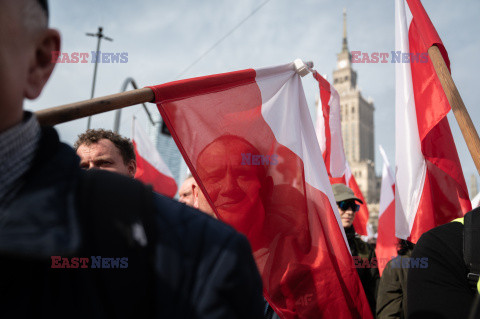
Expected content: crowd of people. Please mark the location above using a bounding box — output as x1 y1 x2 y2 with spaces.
1 0 479 318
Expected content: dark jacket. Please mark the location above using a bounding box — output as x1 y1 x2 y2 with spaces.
376 250 412 319
407 210 480 319
0 127 264 319
346 226 380 316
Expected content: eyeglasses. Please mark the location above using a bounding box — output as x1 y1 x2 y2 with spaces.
337 201 360 212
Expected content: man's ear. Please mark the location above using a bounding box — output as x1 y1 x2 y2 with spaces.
192 184 200 209
127 159 137 178
25 29 60 99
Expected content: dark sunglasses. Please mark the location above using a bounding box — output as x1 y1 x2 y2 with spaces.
337 201 360 212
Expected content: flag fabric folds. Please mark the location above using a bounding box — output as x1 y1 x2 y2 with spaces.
149 63 372 318
395 0 471 242
314 72 370 237
376 146 397 276
132 117 177 197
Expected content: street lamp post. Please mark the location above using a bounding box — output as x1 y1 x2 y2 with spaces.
86 26 113 129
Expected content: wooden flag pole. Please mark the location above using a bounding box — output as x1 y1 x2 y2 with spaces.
35 87 155 126
428 45 480 175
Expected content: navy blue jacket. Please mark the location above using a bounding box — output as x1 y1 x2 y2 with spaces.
0 127 264 319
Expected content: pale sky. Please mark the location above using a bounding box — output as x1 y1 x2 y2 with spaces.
26 0 480 193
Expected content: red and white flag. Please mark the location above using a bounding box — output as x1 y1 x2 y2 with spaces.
314 72 370 236
132 118 177 197
149 62 372 318
376 145 396 276
395 0 471 242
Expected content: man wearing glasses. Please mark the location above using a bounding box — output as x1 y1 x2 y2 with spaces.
332 183 379 316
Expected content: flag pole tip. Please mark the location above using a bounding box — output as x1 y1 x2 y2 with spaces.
294 59 313 77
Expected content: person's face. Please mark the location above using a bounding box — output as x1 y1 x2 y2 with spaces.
192 183 216 218
0 1 32 131
337 199 360 228
196 139 265 234
76 139 136 177
0 0 59 132
178 177 195 206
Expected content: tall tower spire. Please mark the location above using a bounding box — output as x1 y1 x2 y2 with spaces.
342 8 348 52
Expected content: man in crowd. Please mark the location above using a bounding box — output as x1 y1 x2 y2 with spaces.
75 129 136 178
0 0 264 317
332 183 379 315
178 174 195 206
408 206 480 318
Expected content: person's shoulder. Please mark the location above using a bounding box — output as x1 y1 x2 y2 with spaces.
151 194 256 284
33 126 80 175
379 257 403 287
416 219 464 250
412 218 465 273
354 235 375 255
383 256 398 270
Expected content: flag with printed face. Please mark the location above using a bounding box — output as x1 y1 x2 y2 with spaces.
376 146 397 276
132 117 177 197
395 0 471 242
314 72 370 236
148 62 372 318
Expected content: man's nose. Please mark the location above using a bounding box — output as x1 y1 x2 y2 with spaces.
222 173 238 192
87 162 100 170
220 169 242 196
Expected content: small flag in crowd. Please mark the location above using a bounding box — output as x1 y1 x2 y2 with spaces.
472 192 480 209
376 145 396 276
132 117 177 197
395 0 471 242
149 62 372 318
314 72 370 237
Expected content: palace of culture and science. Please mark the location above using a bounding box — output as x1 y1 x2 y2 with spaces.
331 10 381 226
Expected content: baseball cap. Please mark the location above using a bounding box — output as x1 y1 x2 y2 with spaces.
331 183 363 204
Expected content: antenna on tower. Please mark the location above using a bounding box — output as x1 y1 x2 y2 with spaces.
342 8 348 52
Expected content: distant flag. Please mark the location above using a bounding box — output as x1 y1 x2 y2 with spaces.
149 62 373 318
345 165 370 237
376 146 397 276
472 192 480 208
314 71 370 236
395 0 471 242
132 117 177 197
363 223 377 243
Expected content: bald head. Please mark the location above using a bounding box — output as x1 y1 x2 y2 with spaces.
178 176 196 207
0 0 59 132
